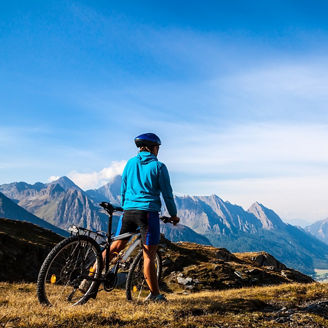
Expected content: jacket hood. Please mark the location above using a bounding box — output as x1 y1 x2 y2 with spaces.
137 151 158 164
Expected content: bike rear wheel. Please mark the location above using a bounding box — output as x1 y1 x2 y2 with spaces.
37 235 102 306
125 250 162 301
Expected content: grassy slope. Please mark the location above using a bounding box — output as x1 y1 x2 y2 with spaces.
1 282 328 328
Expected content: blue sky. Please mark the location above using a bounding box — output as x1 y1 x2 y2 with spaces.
1 1 328 222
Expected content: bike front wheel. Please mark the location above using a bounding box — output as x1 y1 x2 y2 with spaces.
37 235 102 306
125 250 162 301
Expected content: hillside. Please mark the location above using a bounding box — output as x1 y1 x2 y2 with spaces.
0 218 312 290
0 218 63 282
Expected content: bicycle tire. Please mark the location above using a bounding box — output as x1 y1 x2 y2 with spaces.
37 235 102 306
125 250 162 301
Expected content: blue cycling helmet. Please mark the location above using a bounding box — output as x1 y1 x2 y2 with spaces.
135 133 161 148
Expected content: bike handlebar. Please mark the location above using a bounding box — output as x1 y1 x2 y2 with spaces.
99 202 178 225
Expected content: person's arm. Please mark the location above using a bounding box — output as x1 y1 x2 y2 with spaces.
120 165 127 207
158 163 177 217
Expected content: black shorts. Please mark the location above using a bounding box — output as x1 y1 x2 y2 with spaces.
115 210 160 246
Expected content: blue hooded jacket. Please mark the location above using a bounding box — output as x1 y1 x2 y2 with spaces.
121 151 177 217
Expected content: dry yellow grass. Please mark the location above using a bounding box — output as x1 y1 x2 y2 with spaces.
1 282 328 327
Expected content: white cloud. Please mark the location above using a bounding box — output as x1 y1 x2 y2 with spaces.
67 161 126 190
48 176 60 182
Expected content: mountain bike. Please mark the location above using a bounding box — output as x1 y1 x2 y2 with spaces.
37 202 173 306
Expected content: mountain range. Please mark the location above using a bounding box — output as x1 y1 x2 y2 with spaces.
0 191 68 237
1 175 328 274
0 177 108 232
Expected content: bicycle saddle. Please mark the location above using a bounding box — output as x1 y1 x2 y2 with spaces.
99 202 123 213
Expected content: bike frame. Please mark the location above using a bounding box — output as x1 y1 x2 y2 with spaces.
68 205 143 289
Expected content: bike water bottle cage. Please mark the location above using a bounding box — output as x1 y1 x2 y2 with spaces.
134 133 161 148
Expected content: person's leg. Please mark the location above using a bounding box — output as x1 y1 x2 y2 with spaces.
143 244 160 295
98 239 128 268
80 239 128 292
139 211 161 296
98 212 135 267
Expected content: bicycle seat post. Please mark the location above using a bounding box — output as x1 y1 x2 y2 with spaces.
105 210 113 273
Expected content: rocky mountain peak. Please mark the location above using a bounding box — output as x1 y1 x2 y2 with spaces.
248 202 285 230
47 183 65 195
49 176 81 191
306 217 328 244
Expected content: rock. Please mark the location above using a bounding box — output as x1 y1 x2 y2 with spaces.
251 252 287 271
234 271 244 279
215 248 239 262
177 276 193 285
281 270 313 283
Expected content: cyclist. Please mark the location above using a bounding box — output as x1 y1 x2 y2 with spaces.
84 133 179 301
119 133 180 301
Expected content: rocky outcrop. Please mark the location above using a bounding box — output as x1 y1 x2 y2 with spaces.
160 239 313 292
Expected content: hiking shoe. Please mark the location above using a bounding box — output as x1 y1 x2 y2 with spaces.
144 293 167 303
79 279 92 293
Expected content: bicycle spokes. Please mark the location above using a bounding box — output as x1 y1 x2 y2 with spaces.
40 238 101 306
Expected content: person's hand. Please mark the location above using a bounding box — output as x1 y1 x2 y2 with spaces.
170 216 180 226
